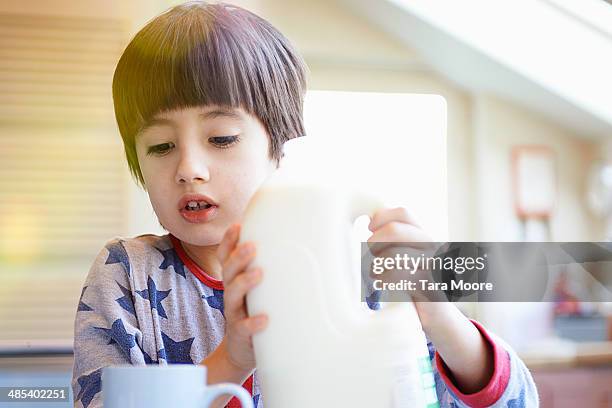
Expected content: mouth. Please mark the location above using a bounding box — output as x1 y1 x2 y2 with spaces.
178 194 218 223
183 201 214 211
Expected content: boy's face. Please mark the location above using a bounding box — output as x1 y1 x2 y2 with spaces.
135 105 277 247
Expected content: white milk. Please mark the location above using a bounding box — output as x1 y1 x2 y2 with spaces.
241 138 439 407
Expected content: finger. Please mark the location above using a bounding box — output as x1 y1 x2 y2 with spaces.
224 266 262 321
217 224 241 264
367 222 433 254
368 221 431 243
369 207 420 232
230 314 268 338
221 242 256 285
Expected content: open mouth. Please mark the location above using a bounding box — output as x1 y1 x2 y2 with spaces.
184 201 214 211
178 194 218 223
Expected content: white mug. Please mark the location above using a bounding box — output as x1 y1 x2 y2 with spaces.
102 365 253 408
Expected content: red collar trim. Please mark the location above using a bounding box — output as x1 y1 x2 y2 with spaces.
169 234 224 291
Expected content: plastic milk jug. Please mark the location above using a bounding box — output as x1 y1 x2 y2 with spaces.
240 137 439 407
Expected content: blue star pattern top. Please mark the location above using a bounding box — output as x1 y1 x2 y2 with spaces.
115 281 136 316
78 287 94 312
75 368 102 408
156 246 187 278
136 276 171 319
507 389 527 408
365 289 381 311
72 234 538 408
104 240 131 276
93 318 137 363
160 331 195 364
72 235 262 408
203 288 225 315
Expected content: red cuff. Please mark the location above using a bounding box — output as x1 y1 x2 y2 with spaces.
434 319 510 408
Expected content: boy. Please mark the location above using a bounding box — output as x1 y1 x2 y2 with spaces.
72 2 538 407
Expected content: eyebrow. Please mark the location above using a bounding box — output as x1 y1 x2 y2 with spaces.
200 108 242 121
137 108 242 138
137 118 175 138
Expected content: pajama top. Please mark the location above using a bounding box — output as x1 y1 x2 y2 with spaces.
72 233 539 407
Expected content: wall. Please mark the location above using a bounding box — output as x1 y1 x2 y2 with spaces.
472 94 602 241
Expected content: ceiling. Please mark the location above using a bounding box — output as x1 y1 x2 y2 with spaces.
341 0 612 139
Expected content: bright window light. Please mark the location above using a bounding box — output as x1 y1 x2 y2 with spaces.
303 90 448 240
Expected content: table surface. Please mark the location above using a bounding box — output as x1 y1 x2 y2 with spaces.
520 340 612 369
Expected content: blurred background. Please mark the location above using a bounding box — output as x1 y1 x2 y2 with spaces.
0 0 611 406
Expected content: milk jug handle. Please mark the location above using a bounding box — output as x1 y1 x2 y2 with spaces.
349 193 423 315
348 192 384 222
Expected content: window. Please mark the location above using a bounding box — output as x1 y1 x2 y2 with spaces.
0 13 128 343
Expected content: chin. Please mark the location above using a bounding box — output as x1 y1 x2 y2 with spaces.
170 224 224 247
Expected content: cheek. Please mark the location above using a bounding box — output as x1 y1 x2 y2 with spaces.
145 185 167 217
220 159 273 208
224 137 273 184
222 169 258 200
138 160 171 211
139 154 157 179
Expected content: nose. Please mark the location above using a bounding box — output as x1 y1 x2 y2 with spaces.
175 148 210 185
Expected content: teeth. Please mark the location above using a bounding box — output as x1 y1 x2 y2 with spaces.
185 200 212 211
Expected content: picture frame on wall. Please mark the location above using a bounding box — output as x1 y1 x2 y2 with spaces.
511 145 557 219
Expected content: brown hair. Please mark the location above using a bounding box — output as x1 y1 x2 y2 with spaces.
112 1 308 187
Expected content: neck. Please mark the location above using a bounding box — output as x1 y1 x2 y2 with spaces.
180 241 222 280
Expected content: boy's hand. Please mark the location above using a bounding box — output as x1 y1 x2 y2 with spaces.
367 208 495 393
366 207 446 323
216 224 268 372
367 207 430 243
367 207 440 300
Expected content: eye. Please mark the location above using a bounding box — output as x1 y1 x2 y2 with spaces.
146 142 174 156
209 135 240 148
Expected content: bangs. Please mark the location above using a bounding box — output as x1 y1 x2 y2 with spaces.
112 2 307 186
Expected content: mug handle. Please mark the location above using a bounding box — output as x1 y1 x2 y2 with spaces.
200 383 253 408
